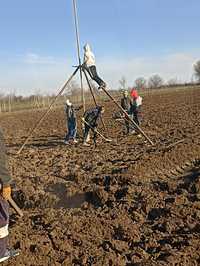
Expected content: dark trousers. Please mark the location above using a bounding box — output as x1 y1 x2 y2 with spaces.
125 119 130 134
124 109 141 134
132 107 142 133
133 109 141 126
86 65 105 87
83 125 90 143
0 197 9 257
124 114 135 134
83 124 97 145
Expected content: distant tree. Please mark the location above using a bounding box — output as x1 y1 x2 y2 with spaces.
167 78 178 86
90 82 99 95
0 92 4 99
68 80 80 96
194 60 200 82
119 76 127 91
134 77 146 90
148 74 164 89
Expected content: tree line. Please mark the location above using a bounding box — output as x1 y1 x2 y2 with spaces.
0 60 200 113
119 60 200 90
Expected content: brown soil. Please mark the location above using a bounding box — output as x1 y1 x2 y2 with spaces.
0 88 200 266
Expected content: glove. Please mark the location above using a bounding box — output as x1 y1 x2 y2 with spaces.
82 117 85 122
2 185 11 200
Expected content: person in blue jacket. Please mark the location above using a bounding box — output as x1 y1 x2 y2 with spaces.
64 99 82 144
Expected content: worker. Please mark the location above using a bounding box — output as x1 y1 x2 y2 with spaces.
64 99 81 144
120 90 134 134
83 44 106 89
130 89 143 137
0 129 19 263
82 105 105 146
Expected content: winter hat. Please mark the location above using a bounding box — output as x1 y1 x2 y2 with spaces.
96 105 104 112
84 43 91 51
122 90 128 96
66 99 72 106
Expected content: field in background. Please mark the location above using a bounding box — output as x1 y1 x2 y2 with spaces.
0 84 200 113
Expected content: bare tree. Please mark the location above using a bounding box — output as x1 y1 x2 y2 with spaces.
167 78 178 86
134 77 146 90
148 74 164 89
119 76 127 90
194 60 200 82
66 80 79 96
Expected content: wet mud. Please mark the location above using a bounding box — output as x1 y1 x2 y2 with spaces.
0 88 200 265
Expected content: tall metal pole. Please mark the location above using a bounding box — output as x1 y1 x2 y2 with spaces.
72 0 85 112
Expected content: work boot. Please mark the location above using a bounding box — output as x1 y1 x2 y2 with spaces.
83 142 90 147
0 249 19 263
64 140 69 145
85 133 90 143
72 139 78 144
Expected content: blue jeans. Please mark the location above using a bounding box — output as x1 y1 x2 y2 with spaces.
65 120 77 141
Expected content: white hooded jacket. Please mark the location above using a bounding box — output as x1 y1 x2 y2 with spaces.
136 96 142 107
83 44 96 67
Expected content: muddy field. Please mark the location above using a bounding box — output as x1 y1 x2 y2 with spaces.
0 87 200 266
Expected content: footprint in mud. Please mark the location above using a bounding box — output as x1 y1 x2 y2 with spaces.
12 189 27 208
114 187 128 200
152 181 169 192
147 207 170 221
31 214 46 230
45 182 89 209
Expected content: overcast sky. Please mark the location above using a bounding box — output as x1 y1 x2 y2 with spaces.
0 0 200 95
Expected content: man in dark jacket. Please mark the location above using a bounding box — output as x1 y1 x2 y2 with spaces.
82 105 104 146
120 90 133 134
0 130 19 262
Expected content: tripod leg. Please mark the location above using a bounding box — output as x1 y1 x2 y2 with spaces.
17 66 80 154
79 65 85 112
82 68 107 132
100 86 154 145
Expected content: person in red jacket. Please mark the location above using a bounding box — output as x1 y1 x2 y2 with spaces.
130 89 143 136
130 88 138 99
0 130 19 263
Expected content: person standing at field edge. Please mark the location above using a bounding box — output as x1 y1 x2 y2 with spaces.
83 43 106 90
0 129 19 263
120 90 134 134
130 88 143 137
